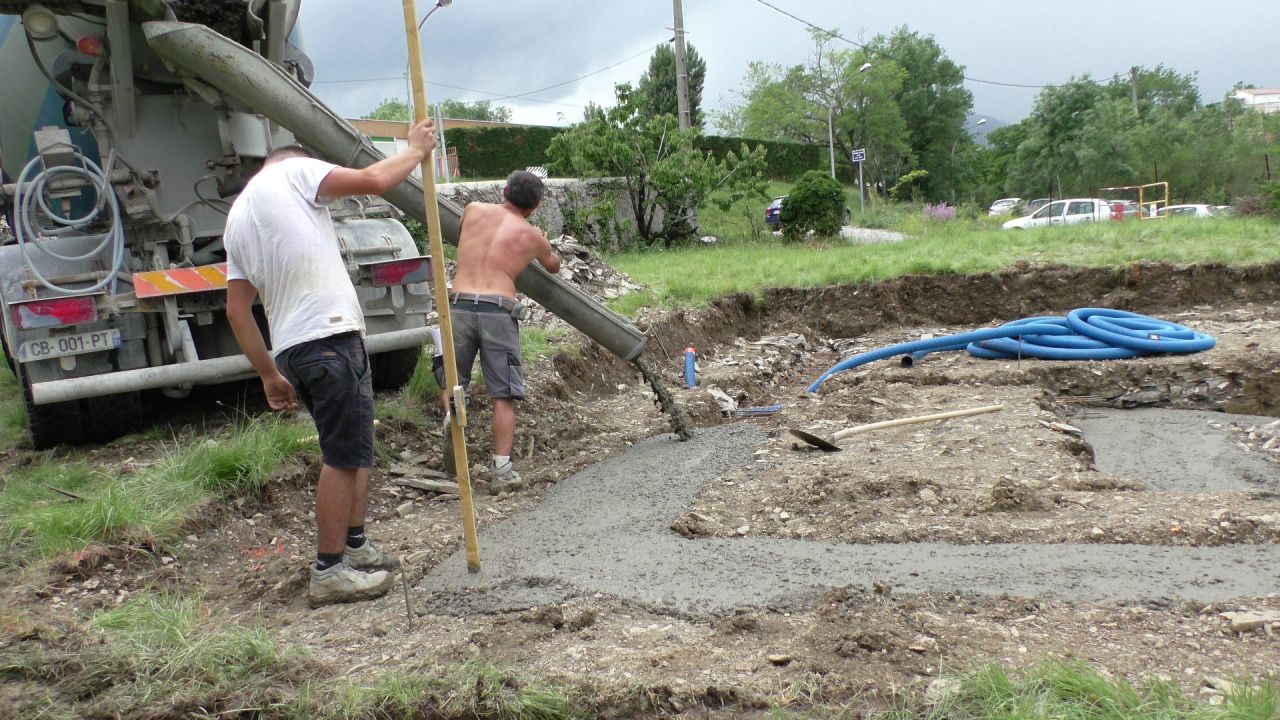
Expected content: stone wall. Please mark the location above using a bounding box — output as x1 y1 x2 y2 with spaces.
436 178 662 250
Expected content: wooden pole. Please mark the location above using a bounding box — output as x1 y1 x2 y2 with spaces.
402 0 480 573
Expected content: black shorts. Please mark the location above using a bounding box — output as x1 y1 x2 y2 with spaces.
444 301 524 400
276 331 374 469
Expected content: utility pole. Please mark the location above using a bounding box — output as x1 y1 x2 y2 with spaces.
1130 66 1140 117
672 0 691 130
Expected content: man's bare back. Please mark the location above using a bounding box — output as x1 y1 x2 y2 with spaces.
453 202 560 299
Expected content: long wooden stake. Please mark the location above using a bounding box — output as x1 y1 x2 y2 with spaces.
402 0 480 573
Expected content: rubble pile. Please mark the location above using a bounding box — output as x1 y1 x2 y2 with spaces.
520 235 646 328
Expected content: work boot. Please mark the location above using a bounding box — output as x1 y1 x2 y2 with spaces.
344 540 400 571
308 562 394 608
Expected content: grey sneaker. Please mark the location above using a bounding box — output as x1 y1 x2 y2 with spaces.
489 467 526 495
344 540 400 571
308 562 394 608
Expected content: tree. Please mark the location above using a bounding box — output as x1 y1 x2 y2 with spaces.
547 83 767 248
637 43 707 125
729 31 910 191
439 99 513 123
864 26 974 200
362 97 512 123
364 98 410 121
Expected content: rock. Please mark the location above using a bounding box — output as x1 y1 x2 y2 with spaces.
395 500 416 517
1222 611 1280 634
1090 526 1106 539
908 634 938 653
766 653 792 666
735 525 750 536
925 677 962 704
918 488 940 505
392 478 460 495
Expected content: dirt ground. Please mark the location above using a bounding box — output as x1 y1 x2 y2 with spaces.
6 261 1280 715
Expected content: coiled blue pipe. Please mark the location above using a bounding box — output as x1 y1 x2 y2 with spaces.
807 308 1214 393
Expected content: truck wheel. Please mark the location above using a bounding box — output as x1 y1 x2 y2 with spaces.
18 366 86 449
370 346 424 391
84 392 143 443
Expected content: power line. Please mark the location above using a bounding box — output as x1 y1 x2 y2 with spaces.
311 76 588 109
751 0 1087 90
312 41 662 110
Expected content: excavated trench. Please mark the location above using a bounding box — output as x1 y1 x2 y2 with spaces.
416 262 1280 618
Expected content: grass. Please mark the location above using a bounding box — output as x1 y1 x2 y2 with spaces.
0 364 25 450
868 661 1279 720
611 214 1280 309
336 661 589 720
0 415 316 567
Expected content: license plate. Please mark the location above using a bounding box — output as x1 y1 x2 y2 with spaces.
18 329 122 362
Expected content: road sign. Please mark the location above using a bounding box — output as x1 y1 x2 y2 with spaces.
850 148 866 163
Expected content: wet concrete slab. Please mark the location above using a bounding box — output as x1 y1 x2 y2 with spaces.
417 423 1280 617
1076 409 1279 493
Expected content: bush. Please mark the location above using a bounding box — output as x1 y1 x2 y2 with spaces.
1260 180 1280 218
447 126 564 179
923 202 956 221
778 171 845 240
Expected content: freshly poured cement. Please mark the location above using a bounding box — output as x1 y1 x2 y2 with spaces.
1076 409 1279 493
418 424 1280 616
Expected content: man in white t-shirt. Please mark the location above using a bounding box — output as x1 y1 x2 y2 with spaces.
224 119 435 608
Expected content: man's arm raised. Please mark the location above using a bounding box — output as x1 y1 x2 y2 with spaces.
317 118 437 199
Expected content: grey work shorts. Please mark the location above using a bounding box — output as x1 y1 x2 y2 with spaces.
276 331 374 469
444 300 524 400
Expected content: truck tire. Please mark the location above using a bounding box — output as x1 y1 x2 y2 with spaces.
370 346 424 391
84 391 143 443
18 366 86 449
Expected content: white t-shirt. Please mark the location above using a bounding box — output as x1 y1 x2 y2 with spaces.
224 158 364 355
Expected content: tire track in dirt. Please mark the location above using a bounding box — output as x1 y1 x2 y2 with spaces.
416 423 1280 617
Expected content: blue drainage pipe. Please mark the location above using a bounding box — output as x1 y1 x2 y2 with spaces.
807 308 1214 393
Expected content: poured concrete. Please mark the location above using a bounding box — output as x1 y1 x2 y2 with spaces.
1076 409 1279 493
417 423 1280 617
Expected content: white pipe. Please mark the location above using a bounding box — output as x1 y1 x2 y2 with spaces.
30 325 432 405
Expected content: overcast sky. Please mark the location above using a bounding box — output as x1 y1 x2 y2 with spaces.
299 1 1279 129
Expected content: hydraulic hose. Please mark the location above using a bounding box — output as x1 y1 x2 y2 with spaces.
807 308 1215 393
13 150 126 296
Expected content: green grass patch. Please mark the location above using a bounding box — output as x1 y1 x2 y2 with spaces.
0 415 315 567
337 661 589 720
0 364 25 450
1 593 306 719
611 216 1280 308
869 661 1279 720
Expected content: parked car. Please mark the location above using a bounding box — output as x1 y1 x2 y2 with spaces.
1023 198 1050 215
1156 204 1221 218
765 195 853 229
988 197 1022 216
1002 198 1111 230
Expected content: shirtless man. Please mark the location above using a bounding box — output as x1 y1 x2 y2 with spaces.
440 170 560 491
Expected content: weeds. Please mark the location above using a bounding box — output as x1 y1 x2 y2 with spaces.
0 364 24 450
0 415 315 567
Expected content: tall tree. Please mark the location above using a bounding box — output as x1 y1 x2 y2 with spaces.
730 31 910 190
864 26 974 200
637 43 706 125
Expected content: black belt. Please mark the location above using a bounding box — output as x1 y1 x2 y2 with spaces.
449 292 516 311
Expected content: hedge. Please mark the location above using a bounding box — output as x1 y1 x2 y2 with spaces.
445 126 824 181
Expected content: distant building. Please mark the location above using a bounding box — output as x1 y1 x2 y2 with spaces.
1232 88 1280 114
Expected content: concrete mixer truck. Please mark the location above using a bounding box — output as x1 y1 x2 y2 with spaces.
0 1 645 448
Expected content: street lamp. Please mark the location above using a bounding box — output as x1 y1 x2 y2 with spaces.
950 117 987 156
829 62 872 179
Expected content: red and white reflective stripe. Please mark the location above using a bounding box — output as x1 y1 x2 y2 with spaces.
133 263 229 299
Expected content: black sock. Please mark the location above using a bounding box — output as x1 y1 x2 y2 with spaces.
315 552 343 571
346 525 366 549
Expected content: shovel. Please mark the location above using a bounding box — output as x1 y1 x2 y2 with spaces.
789 403 1005 451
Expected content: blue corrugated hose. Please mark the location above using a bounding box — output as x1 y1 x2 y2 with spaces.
806 308 1215 393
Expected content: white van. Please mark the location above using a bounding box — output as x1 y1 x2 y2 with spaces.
1002 198 1112 230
